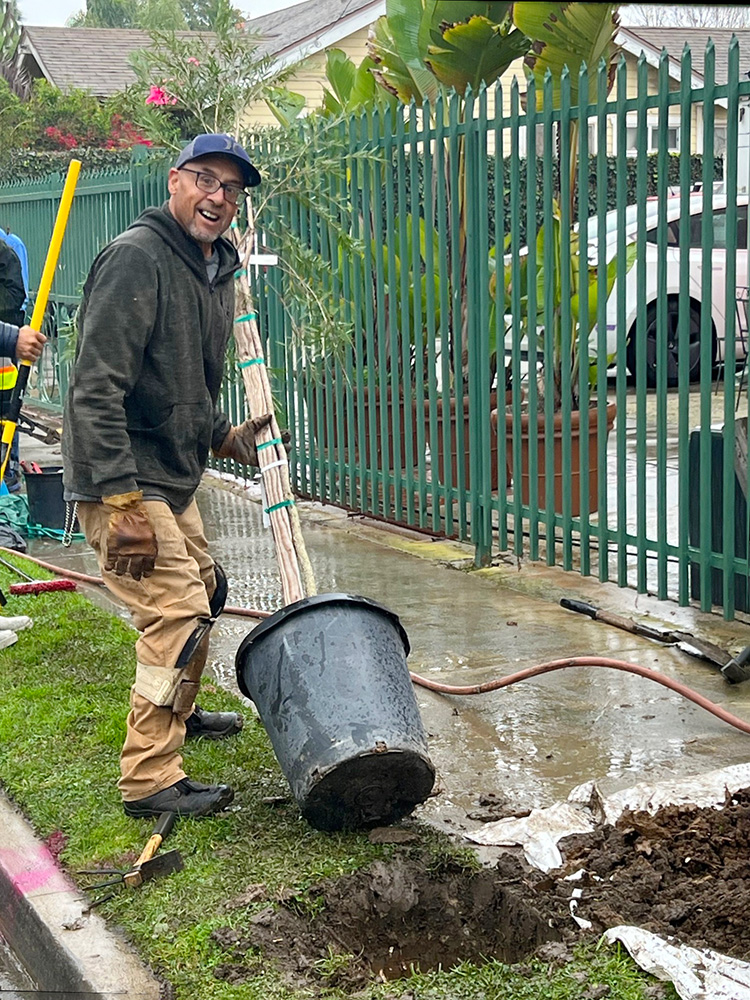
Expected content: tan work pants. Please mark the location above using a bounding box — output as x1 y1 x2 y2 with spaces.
77 498 215 801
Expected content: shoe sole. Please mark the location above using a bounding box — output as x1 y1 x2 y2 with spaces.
123 787 234 819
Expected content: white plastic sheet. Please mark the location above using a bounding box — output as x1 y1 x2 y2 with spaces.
465 762 750 871
604 926 750 1000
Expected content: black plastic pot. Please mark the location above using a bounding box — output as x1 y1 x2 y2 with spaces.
235 593 435 832
23 466 67 529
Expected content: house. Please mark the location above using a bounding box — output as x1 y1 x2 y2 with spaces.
15 7 750 150
15 0 385 124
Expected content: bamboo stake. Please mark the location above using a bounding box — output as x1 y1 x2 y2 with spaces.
230 208 316 605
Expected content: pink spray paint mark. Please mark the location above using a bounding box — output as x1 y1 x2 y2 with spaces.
0 844 75 895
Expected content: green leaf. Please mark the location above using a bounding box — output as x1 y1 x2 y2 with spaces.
376 0 441 104
324 48 357 107
426 15 529 93
264 87 305 127
513 2 620 109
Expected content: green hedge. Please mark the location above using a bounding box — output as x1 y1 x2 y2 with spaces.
0 147 143 183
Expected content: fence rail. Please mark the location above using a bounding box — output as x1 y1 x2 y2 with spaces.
4 42 750 618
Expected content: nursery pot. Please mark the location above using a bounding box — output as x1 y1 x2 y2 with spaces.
499 402 617 516
235 593 436 832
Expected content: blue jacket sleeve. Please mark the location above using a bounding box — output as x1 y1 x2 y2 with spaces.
0 321 18 359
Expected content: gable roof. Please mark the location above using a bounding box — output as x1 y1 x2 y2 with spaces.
18 27 210 98
17 0 385 98
621 26 750 86
251 0 383 65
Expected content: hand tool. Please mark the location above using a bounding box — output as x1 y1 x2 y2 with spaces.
80 812 183 906
0 158 81 487
20 459 43 475
720 647 750 685
559 597 750 680
0 553 76 594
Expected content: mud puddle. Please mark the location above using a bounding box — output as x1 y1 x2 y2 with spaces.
210 788 750 991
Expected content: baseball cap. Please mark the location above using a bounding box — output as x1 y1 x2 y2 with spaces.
174 133 261 188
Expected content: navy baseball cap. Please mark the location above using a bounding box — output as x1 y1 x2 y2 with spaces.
174 133 261 188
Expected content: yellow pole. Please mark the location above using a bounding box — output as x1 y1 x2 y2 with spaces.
0 158 82 483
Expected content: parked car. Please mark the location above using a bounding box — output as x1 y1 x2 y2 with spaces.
504 191 749 387
588 191 748 386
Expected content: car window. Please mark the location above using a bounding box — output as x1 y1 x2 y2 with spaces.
645 220 680 245
686 205 748 250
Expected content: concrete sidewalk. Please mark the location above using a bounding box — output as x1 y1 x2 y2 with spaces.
3 419 750 990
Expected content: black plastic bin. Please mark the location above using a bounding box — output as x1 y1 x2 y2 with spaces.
688 427 749 613
235 593 435 832
23 466 69 531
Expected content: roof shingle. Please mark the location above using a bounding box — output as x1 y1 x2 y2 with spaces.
18 0 383 97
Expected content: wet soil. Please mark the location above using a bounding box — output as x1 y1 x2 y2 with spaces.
210 788 750 990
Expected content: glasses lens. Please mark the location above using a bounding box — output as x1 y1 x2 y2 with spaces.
227 187 246 205
194 172 218 194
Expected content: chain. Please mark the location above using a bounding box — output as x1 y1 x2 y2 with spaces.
62 500 79 547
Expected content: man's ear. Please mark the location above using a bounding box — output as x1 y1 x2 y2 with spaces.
167 167 180 196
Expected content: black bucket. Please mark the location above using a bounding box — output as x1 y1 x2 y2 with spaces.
235 593 435 832
23 466 68 530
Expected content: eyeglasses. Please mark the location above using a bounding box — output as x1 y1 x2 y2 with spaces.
179 167 247 205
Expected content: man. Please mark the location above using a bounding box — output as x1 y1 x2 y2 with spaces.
62 133 271 819
0 238 32 493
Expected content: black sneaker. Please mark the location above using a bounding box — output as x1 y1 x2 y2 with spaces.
185 705 243 740
123 778 234 818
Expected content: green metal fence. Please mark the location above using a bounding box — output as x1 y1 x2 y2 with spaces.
3 41 750 619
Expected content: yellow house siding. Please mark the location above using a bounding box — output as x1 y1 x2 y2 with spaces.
244 24 373 127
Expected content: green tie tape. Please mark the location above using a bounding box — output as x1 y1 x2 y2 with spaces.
265 499 294 514
239 358 264 369
257 437 282 451
235 312 257 324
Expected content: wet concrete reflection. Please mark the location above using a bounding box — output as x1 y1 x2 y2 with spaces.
33 477 750 839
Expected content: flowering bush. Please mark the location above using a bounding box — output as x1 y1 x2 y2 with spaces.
145 85 178 106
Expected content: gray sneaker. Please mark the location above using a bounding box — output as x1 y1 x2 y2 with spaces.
123 778 234 818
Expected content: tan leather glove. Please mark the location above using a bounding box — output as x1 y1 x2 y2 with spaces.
103 490 158 580
213 413 275 466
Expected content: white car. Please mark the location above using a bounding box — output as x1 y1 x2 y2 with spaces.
588 191 748 385
505 191 749 387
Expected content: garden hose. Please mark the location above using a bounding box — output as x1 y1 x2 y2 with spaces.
5 548 750 738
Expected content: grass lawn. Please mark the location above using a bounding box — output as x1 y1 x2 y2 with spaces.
0 550 677 999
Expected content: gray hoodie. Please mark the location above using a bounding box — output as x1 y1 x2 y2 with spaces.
62 203 239 512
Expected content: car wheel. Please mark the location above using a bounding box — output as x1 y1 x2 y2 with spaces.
627 298 712 387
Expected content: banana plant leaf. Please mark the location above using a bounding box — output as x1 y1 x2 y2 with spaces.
513 1 620 110
425 14 530 93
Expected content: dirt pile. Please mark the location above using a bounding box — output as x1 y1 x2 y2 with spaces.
209 788 750 989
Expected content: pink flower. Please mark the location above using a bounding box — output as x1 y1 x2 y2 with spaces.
146 85 177 106
187 57 200 66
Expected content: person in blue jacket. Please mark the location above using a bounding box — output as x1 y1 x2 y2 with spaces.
0 239 42 492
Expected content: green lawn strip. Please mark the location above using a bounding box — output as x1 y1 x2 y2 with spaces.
0 555 676 999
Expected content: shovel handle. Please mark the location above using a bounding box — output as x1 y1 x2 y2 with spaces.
561 598 636 632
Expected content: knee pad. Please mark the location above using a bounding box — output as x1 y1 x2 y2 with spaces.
209 561 228 619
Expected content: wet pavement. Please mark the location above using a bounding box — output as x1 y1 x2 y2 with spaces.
17 424 750 841
0 936 31 997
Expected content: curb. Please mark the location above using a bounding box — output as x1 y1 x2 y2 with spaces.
0 791 161 999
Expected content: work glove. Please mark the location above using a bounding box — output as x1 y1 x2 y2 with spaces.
103 490 158 580
213 413 291 466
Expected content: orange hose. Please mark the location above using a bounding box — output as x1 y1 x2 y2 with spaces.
410 657 750 736
4 550 748 735
0 548 271 619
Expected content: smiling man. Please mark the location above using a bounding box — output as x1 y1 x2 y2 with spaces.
62 134 272 819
